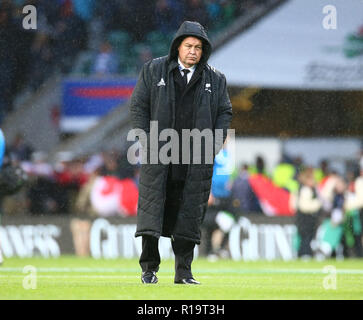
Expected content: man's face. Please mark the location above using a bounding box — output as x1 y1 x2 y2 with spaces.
178 36 203 68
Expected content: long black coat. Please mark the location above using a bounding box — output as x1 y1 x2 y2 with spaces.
129 21 232 244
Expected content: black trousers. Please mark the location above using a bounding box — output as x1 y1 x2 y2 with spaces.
139 174 196 280
139 235 195 280
296 212 318 257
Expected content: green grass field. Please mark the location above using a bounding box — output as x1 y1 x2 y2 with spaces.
0 256 363 300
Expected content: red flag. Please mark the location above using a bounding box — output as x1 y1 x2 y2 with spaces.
90 176 138 217
248 174 295 216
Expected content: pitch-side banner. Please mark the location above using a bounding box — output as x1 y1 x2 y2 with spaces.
0 215 297 261
209 0 363 89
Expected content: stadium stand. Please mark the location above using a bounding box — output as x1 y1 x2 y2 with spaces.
0 0 278 125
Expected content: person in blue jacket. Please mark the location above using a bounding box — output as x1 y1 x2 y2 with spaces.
0 128 5 265
0 129 5 169
202 143 236 259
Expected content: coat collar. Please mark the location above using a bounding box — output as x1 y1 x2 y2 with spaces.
168 59 179 73
168 58 204 78
178 58 196 74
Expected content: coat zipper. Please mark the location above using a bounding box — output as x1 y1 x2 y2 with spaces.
161 68 175 238
171 70 205 241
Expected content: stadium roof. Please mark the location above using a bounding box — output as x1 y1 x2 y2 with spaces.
209 0 363 90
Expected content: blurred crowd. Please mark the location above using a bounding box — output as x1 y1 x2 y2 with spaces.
0 0 88 123
1 133 363 259
0 0 272 123
2 133 139 217
203 146 363 260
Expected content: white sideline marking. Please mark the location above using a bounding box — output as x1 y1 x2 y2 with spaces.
1 267 363 275
0 267 139 273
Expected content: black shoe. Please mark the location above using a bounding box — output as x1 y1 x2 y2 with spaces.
141 271 158 284
174 278 200 285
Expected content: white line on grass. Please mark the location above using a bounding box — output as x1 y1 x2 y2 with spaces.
0 275 209 279
0 275 135 279
1 267 363 275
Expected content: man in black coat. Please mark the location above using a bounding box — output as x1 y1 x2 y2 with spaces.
129 21 232 284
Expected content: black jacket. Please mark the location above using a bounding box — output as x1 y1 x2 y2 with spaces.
129 21 232 244
170 62 203 180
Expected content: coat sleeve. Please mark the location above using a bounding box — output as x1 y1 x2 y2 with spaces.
214 74 233 155
129 61 152 133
